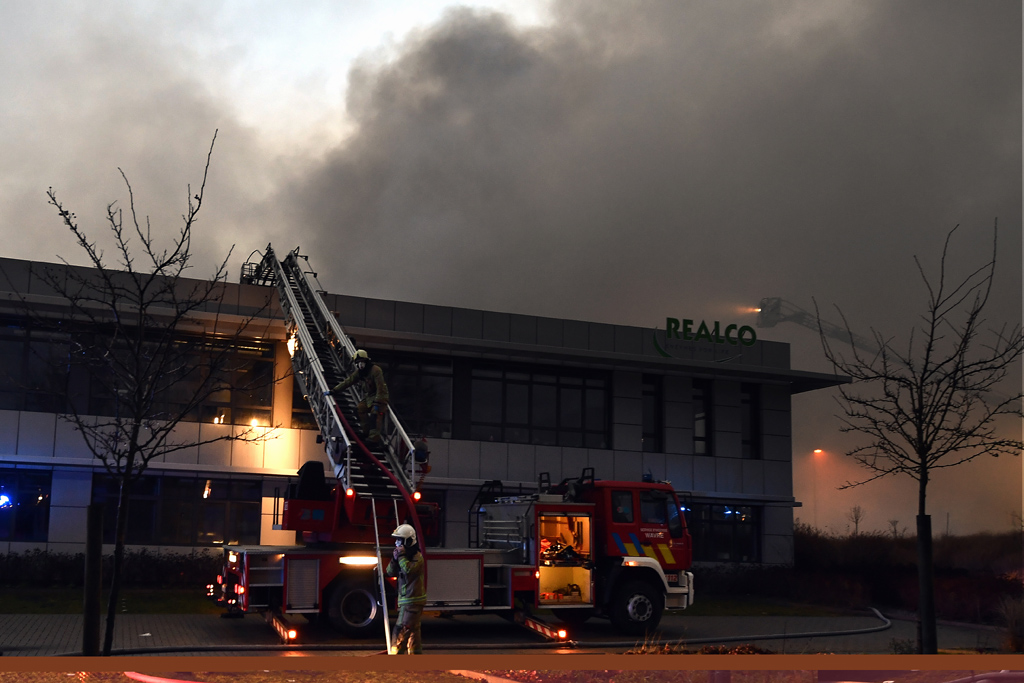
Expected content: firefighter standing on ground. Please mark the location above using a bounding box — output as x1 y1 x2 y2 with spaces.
328 349 389 442
386 524 426 654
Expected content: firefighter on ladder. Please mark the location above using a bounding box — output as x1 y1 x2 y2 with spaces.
328 349 389 442
387 523 426 654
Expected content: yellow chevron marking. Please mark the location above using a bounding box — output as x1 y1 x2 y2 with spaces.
656 544 675 564
641 543 658 560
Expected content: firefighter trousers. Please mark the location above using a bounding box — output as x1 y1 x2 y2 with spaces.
391 601 425 654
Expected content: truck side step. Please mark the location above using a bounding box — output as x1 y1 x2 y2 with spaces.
263 611 299 644
514 612 570 642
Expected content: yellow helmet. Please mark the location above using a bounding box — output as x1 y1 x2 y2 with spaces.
352 349 371 363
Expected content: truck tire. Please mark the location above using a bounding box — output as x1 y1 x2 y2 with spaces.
609 580 663 635
326 581 383 638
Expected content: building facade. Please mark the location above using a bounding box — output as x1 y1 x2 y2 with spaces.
0 256 844 565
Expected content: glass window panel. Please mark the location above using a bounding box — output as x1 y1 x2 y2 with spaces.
505 383 529 425
158 499 196 545
197 501 227 545
560 387 582 429
558 431 582 448
531 384 556 428
505 426 530 444
422 375 452 421
585 389 606 431
470 424 502 442
531 429 557 446
471 379 503 423
611 491 634 523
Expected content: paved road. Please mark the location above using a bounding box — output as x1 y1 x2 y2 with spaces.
0 610 1005 657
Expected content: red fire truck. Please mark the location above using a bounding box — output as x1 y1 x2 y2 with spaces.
208 247 694 641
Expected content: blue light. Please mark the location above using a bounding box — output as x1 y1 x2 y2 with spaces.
0 494 10 508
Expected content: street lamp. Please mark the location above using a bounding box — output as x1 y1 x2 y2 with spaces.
812 449 824 528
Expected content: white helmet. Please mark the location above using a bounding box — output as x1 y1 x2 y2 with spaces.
392 523 417 546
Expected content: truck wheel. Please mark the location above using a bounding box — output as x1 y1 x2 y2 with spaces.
326 581 383 638
609 580 663 635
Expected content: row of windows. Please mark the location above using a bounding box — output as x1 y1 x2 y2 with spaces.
0 319 276 428
0 470 51 542
0 318 763 457
91 475 263 546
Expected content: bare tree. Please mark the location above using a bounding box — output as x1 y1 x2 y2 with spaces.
846 505 865 536
816 222 1023 654
38 132 275 655
887 519 906 540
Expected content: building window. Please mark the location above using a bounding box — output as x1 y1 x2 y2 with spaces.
373 353 453 439
0 470 52 542
290 375 317 430
92 475 263 546
465 363 609 448
685 503 760 563
692 379 713 456
642 375 662 453
741 383 761 460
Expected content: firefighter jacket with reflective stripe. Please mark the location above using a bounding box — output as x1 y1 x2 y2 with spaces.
333 364 389 405
386 550 426 605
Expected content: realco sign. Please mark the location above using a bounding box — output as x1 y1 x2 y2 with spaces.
665 318 757 346
652 317 757 358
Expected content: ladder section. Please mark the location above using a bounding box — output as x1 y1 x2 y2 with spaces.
246 245 418 500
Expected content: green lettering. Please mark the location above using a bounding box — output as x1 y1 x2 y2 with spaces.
738 325 757 346
712 321 722 343
695 320 713 343
682 319 694 341
725 324 738 345
666 317 680 340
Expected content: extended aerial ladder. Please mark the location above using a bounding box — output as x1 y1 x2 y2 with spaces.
756 296 878 355
242 245 423 501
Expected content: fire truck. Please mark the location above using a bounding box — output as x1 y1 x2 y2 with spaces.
208 246 694 641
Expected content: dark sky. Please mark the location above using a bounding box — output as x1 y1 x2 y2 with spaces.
1 0 1020 533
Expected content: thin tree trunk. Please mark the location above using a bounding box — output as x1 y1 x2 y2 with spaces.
102 474 131 655
917 469 937 654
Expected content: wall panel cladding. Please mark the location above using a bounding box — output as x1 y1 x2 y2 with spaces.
612 424 642 452
663 427 691 455
395 302 425 334
588 323 614 352
425 439 450 478
664 454 694 490
614 326 643 355
613 371 642 398
763 504 794 537
693 456 716 491
761 434 792 462
762 533 793 565
715 457 741 492
713 380 741 406
764 460 793 496
506 443 536 483
510 315 537 345
47 505 88 544
562 447 588 480
761 384 791 412
535 445 562 482
563 320 588 349
642 452 666 482
587 449 614 480
334 295 367 328
447 440 482 479
664 401 691 430
479 441 509 480
0 410 17 453
762 409 792 437
715 405 741 434
760 341 791 369
0 258 31 292
50 469 93 507
365 299 396 331
613 451 643 482
452 309 483 339
536 317 563 347
17 412 55 457
663 375 691 403
482 312 511 342
715 431 742 459
613 396 642 426
424 305 453 336
740 460 765 495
